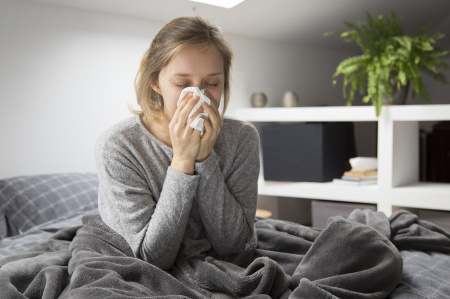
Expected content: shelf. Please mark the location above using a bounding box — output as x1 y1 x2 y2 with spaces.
237 104 450 216
236 104 450 122
258 180 379 204
259 180 450 212
389 183 450 211
235 106 377 122
381 104 450 121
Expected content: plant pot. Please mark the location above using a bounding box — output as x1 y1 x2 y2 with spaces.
383 82 410 105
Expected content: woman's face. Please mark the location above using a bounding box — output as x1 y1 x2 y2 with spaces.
152 43 225 122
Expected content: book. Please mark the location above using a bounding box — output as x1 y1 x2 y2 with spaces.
419 129 428 181
332 178 377 186
343 170 378 178
341 175 377 181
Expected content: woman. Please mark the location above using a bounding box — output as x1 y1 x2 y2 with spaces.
95 16 260 271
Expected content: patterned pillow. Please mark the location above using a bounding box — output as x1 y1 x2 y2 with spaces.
0 173 98 239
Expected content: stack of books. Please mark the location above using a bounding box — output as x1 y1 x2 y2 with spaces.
332 157 378 186
332 170 378 186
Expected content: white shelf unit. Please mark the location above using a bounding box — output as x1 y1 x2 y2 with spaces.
235 105 450 216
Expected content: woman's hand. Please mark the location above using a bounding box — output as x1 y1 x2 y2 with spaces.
196 91 223 162
169 92 202 175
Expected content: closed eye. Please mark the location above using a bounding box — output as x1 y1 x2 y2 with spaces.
175 83 189 88
204 83 218 87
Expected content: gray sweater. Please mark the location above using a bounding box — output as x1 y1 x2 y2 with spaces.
95 115 260 270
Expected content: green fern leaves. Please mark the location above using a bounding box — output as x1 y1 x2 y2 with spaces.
325 10 449 116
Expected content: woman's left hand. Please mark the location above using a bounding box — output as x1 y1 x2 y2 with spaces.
196 92 223 162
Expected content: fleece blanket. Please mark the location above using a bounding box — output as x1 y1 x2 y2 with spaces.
0 209 449 299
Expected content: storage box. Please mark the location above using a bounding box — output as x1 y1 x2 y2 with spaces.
418 209 450 233
261 122 356 182
312 200 376 229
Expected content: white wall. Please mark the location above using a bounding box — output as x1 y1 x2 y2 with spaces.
227 34 348 110
8 0 450 180
0 0 352 178
0 0 154 178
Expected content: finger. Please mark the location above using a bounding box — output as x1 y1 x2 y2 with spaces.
177 91 194 110
202 103 222 129
171 93 199 133
203 101 220 118
178 94 201 123
202 90 218 105
191 126 202 138
187 109 204 126
202 118 213 136
172 92 192 123
202 91 220 116
206 92 222 112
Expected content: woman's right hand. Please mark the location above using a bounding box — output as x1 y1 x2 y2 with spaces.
169 92 202 175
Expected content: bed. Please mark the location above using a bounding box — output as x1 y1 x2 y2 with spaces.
0 172 449 298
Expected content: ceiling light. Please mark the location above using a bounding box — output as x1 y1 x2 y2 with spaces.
188 0 246 9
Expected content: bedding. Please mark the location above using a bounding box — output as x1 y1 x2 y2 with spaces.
0 172 98 239
0 173 449 298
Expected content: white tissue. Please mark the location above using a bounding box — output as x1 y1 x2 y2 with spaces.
349 157 378 171
177 87 211 135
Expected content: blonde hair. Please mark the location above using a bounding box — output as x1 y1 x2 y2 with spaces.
134 16 233 119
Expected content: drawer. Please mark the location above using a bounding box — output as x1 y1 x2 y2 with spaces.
418 209 450 233
312 200 376 229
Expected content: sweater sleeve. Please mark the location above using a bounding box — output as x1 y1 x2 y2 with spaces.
95 134 199 270
194 122 260 257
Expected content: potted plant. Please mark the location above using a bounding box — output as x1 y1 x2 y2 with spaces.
325 10 449 116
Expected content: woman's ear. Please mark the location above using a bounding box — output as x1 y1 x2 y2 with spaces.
151 81 162 95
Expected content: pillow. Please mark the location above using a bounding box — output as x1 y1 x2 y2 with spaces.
0 172 98 239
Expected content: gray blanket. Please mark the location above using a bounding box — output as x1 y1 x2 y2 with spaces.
0 209 449 298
